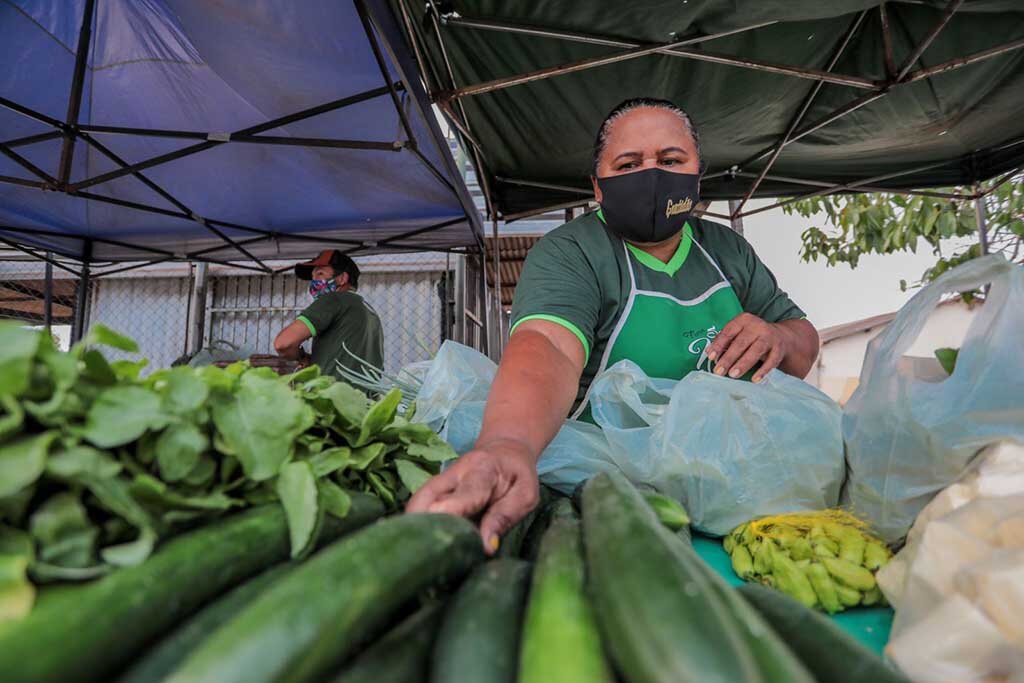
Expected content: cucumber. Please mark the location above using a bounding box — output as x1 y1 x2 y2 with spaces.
738 584 910 683
670 538 814 682
432 559 530 683
0 498 383 683
519 500 612 683
116 564 293 683
167 513 483 683
519 486 566 561
331 601 443 683
581 472 762 683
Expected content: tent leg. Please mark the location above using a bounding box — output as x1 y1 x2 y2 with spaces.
454 254 467 344
187 261 209 355
975 191 990 255
727 200 745 236
44 253 53 332
71 256 91 344
491 217 503 358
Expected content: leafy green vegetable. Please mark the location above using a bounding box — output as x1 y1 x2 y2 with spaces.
0 326 457 622
83 386 166 448
276 462 321 559
0 432 58 498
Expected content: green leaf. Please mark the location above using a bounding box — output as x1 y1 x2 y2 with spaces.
46 445 123 480
83 385 167 448
317 381 371 427
0 526 32 559
30 562 109 582
404 436 457 463
210 372 308 481
317 480 352 519
183 455 218 489
0 431 58 497
110 358 149 382
366 470 396 508
275 461 321 559
0 554 34 623
0 395 25 441
394 459 432 494
0 324 41 399
80 349 117 385
350 442 386 470
160 367 210 415
100 527 157 567
129 474 238 511
28 493 98 568
308 446 351 477
78 324 139 353
355 389 402 446
284 365 320 384
935 347 959 376
83 476 156 532
155 424 209 482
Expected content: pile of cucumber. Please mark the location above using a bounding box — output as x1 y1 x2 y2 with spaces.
0 473 908 683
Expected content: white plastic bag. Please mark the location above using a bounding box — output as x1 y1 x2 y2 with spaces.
879 441 1024 683
414 343 845 535
843 255 1024 543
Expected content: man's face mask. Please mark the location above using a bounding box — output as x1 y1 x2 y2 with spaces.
596 168 700 244
308 278 338 300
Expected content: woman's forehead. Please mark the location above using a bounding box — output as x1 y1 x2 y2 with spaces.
604 107 693 149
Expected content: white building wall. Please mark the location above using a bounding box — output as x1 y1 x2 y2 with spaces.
816 301 978 403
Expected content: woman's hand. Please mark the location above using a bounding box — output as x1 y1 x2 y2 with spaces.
406 438 540 555
706 313 819 382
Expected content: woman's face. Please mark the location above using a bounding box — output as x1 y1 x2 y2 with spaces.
591 107 700 204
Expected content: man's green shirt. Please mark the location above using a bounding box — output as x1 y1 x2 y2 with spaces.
510 211 805 411
297 290 385 376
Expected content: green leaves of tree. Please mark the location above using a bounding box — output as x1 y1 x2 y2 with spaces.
785 173 1023 289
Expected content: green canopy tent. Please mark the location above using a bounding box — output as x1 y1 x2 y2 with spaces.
391 0 1024 223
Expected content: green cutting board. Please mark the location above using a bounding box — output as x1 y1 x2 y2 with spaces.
692 534 893 655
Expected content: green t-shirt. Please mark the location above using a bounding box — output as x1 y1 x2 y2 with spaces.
510 210 805 411
297 290 385 377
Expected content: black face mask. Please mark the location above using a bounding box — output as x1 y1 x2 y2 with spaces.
596 168 700 244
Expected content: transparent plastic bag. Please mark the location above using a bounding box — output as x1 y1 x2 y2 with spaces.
415 343 844 535
582 360 845 535
842 255 1024 543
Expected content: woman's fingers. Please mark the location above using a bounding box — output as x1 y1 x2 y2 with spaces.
712 328 757 377
479 475 540 555
405 465 460 513
727 339 771 379
753 345 786 383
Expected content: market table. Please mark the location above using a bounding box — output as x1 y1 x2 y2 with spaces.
692 534 894 655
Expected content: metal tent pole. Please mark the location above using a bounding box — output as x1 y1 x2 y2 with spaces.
44 253 53 331
975 189 990 256
188 261 209 355
727 200 745 236
57 0 96 187
491 217 503 357
71 242 92 343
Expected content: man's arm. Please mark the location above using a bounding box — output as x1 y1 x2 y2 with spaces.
274 320 312 361
406 319 585 553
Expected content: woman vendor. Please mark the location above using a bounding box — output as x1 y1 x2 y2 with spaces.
408 98 819 553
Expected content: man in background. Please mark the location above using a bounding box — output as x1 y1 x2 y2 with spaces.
274 249 384 377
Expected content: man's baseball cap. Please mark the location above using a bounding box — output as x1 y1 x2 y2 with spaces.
294 249 360 283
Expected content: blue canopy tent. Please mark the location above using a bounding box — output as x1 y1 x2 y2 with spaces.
0 0 484 276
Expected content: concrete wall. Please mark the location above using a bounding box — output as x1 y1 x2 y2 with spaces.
815 300 978 403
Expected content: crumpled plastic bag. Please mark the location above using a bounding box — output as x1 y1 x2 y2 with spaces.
879 440 1024 683
413 342 845 535
842 255 1024 544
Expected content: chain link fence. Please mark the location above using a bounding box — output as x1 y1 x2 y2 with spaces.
1 251 474 374
0 257 82 350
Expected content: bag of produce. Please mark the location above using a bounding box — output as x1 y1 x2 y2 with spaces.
584 359 844 535
842 255 1024 543
879 440 1024 682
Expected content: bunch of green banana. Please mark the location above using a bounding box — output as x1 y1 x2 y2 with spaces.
724 518 891 614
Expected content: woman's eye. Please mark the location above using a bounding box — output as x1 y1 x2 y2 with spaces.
661 158 681 166
617 161 639 170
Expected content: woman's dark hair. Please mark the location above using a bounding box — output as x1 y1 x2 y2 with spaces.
592 97 702 175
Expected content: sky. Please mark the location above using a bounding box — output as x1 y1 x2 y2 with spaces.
721 200 971 331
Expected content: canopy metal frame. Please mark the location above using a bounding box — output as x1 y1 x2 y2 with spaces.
0 0 484 269
414 0 1024 223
